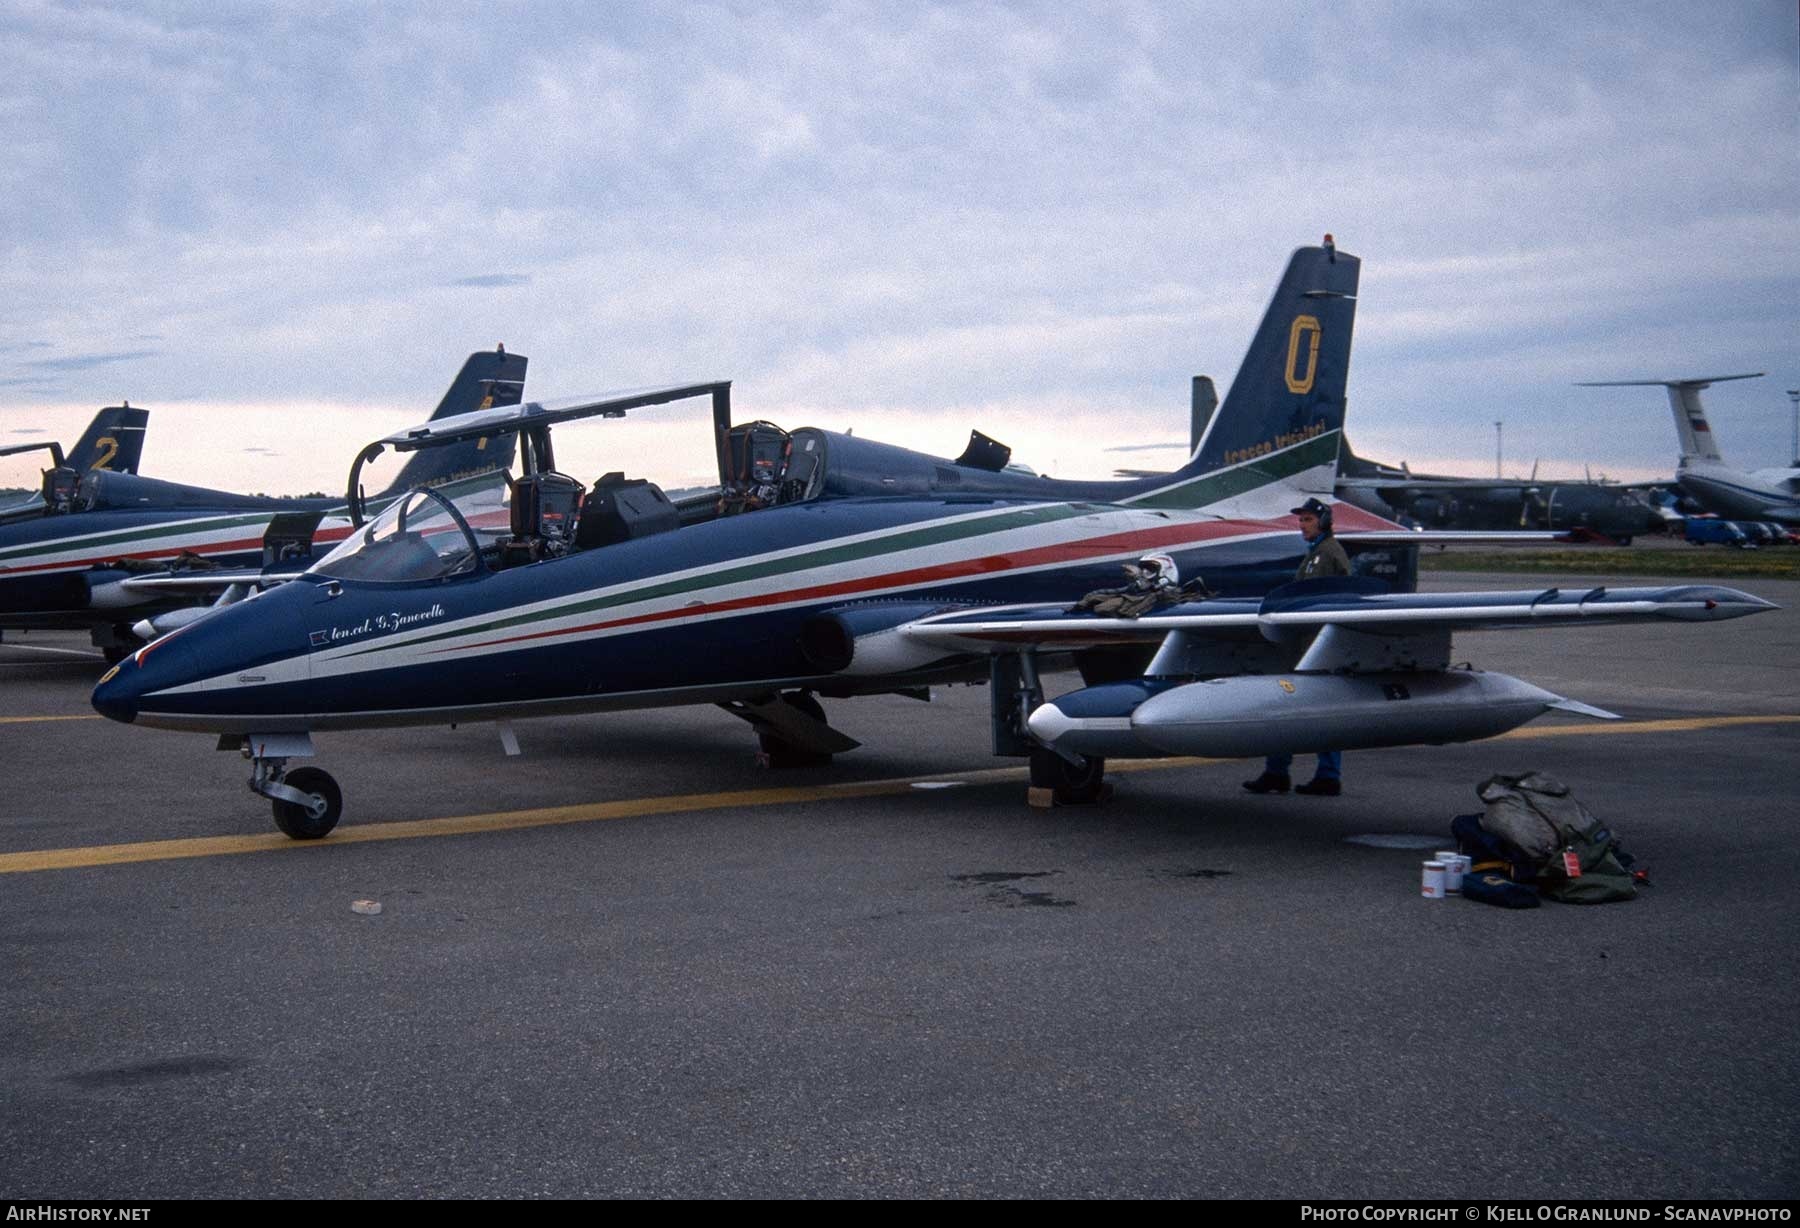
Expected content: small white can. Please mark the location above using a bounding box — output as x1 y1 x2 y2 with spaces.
1421 861 1447 899
1435 851 1469 894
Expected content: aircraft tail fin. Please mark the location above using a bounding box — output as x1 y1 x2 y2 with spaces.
1577 374 1762 466
68 404 150 474
1189 375 1218 455
1133 241 1357 512
1188 240 1357 481
378 348 526 496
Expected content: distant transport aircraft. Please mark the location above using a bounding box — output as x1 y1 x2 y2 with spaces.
1114 388 1660 542
0 403 151 524
0 350 522 660
1332 439 1661 542
90 241 1775 838
1579 373 1800 526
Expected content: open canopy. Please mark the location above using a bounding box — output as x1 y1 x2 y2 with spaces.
347 381 733 524
368 382 731 453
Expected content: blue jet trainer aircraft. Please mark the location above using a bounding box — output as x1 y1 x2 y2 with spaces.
1 349 523 661
1 403 151 524
91 241 1776 838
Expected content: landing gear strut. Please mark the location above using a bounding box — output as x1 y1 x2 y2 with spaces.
239 734 342 839
92 623 142 665
991 650 1109 806
1028 744 1110 805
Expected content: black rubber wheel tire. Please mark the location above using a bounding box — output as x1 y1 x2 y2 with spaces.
271 767 343 840
1029 746 1108 804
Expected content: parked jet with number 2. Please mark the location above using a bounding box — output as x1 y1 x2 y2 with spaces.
1 403 151 525
0 350 522 660
91 241 1775 838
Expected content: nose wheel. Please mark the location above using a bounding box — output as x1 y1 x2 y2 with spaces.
244 740 342 839
268 766 343 840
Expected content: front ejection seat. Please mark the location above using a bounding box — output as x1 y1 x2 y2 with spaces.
501 471 585 566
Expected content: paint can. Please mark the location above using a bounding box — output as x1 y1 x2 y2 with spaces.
1435 851 1469 894
1421 861 1447 899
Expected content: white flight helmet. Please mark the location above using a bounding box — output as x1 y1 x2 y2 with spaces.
1137 553 1179 587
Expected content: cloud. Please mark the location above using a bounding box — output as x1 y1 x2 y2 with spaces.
0 3 1792 484
21 350 160 372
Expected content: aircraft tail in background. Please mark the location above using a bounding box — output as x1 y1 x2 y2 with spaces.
377 347 526 497
67 404 150 473
1577 373 1762 466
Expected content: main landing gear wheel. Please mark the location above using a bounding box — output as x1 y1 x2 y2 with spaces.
96 624 143 665
1029 746 1110 805
757 691 835 769
270 766 343 840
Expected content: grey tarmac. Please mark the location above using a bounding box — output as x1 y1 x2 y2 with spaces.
0 572 1794 1198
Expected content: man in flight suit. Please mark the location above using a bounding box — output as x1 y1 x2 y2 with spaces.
1243 497 1351 797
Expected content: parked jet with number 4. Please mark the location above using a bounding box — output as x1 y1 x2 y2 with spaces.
91 240 1775 838
0 350 523 660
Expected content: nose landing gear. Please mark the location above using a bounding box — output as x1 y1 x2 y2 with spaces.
240 733 343 839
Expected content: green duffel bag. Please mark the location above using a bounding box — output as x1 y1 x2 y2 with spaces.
1477 772 1638 905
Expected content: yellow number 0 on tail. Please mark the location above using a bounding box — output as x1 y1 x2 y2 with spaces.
1285 315 1320 394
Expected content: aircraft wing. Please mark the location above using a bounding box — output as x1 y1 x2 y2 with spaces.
118 568 306 594
897 583 1776 651
1335 528 1610 546
1335 477 1539 492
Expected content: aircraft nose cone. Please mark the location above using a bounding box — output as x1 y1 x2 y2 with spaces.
90 627 205 725
92 656 143 724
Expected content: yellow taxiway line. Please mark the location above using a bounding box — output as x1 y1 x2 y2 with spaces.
0 713 102 724
2 713 1797 875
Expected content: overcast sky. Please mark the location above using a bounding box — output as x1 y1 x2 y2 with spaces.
2 0 1796 494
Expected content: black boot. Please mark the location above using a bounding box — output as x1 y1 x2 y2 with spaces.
1295 777 1342 797
1242 772 1291 794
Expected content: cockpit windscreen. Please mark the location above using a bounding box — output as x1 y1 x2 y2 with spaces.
309 489 479 583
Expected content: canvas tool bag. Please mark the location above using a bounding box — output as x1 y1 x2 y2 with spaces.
1476 772 1637 904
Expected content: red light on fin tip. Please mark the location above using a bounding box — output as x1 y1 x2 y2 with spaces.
1323 234 1334 245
